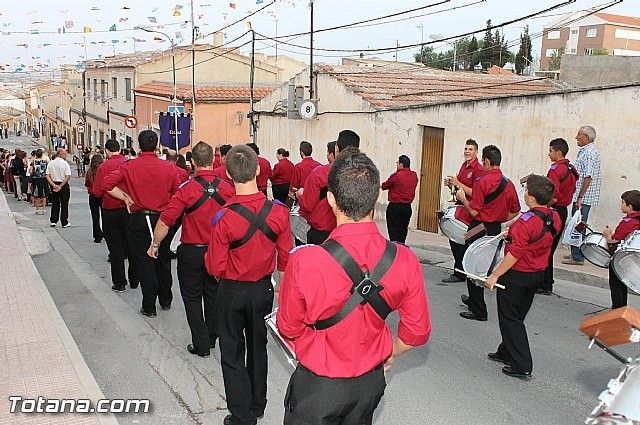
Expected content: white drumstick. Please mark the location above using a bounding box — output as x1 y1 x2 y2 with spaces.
476 230 509 249
454 268 506 290
145 215 155 243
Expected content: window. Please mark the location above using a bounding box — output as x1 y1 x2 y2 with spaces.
571 48 576 53
586 28 597 38
112 77 117 99
93 79 97 102
99 130 104 144
100 79 105 101
585 48 595 55
571 29 578 35
125 78 132 101
546 48 559 57
547 30 561 40
86 78 91 99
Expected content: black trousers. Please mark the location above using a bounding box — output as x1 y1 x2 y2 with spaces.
102 208 138 287
129 212 173 314
307 227 331 245
495 269 543 374
49 183 70 226
465 220 502 319
386 202 412 244
609 266 628 309
449 240 466 279
542 205 568 291
218 277 274 425
272 183 290 204
88 194 103 241
284 363 386 425
177 244 218 353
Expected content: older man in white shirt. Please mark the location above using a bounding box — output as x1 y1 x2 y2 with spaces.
45 148 72 228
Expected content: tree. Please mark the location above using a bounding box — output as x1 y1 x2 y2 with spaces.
515 25 533 74
414 46 450 70
477 19 494 68
466 35 479 70
548 47 565 71
592 48 608 55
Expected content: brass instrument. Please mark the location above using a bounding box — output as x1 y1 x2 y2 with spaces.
448 185 458 202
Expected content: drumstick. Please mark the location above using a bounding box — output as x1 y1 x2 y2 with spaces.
145 215 155 243
476 230 509 249
454 269 506 290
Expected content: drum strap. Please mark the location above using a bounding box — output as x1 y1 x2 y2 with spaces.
227 201 278 249
529 209 557 244
184 176 225 214
483 176 509 205
487 238 506 276
560 163 579 183
319 186 328 200
310 240 397 330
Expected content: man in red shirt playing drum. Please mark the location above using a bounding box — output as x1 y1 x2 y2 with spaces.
206 145 292 425
485 174 561 379
277 149 431 424
247 142 272 197
290 141 321 194
381 154 418 244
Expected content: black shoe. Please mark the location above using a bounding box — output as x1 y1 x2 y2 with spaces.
111 285 126 293
459 311 487 321
94 239 102 243
129 281 139 289
537 288 552 296
210 337 218 349
187 344 210 358
442 274 465 283
223 414 234 425
140 308 157 317
161 305 171 311
487 352 510 365
502 366 531 380
460 295 470 306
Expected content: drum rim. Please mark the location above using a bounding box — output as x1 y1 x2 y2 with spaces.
610 250 640 293
462 236 505 280
581 237 611 268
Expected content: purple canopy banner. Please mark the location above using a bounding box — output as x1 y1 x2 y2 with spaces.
159 112 190 149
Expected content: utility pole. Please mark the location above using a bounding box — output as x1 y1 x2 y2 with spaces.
248 23 256 143
190 0 197 144
309 0 314 99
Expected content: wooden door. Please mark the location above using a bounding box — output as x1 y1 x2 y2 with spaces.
417 126 445 232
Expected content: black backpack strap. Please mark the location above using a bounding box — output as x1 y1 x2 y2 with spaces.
319 186 328 200
560 163 578 183
184 176 225 215
227 200 278 249
483 176 508 205
312 240 397 330
529 209 557 244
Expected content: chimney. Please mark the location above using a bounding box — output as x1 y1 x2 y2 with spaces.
213 32 224 47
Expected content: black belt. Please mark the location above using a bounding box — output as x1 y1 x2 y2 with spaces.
221 275 272 285
299 361 384 376
181 243 208 248
131 209 161 215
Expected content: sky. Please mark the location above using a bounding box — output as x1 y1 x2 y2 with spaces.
0 0 637 74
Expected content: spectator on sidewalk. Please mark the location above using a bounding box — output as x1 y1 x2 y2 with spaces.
45 148 72 228
30 149 49 215
85 154 104 243
11 150 27 201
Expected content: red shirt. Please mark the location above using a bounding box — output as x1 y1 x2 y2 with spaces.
546 159 577 207
102 151 181 212
505 207 562 272
276 222 431 378
159 170 235 245
381 167 418 204
612 212 640 241
213 153 221 169
457 158 484 201
174 165 190 184
205 192 292 281
291 157 322 191
85 174 96 195
468 168 520 223
299 163 336 232
271 157 295 186
257 156 272 192
212 163 233 186
94 155 128 210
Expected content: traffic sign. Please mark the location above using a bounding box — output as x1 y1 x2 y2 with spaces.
299 100 317 120
76 117 85 127
39 116 46 124
124 115 138 129
77 126 85 134
168 106 185 115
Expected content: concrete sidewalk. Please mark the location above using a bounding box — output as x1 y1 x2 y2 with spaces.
0 190 117 425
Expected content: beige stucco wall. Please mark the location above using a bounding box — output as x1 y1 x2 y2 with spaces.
255 76 640 232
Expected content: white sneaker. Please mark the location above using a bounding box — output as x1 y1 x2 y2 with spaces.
50 223 56 227
62 223 70 228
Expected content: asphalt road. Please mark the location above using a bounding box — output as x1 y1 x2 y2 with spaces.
4 135 639 425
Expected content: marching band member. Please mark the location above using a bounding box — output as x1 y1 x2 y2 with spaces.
298 131 360 244
147 142 234 357
381 154 418 245
212 144 234 186
247 142 272 197
457 145 520 321
205 145 292 425
289 141 321 195
277 148 431 424
485 174 561 379
602 190 640 309
270 148 294 204
103 130 181 317
540 138 578 295
442 139 484 283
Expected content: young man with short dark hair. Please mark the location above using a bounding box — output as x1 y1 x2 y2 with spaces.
212 144 234 185
381 154 418 244
290 141 321 193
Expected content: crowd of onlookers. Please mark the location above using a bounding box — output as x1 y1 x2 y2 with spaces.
1 147 53 208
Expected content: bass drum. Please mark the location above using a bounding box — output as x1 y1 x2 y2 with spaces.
462 235 505 286
611 230 640 294
586 357 640 424
439 205 472 245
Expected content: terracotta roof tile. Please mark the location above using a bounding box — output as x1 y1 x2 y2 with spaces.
319 65 560 109
594 12 640 28
134 81 279 102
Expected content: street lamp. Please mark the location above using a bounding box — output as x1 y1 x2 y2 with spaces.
430 34 456 72
137 26 179 152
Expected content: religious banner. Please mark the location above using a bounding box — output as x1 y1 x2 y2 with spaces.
159 113 190 149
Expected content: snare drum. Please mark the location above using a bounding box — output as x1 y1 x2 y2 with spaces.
611 230 640 294
581 232 612 268
586 357 640 424
462 235 505 286
265 309 297 370
439 205 472 245
290 205 310 244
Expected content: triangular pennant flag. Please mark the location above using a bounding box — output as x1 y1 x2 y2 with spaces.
175 31 182 39
84 26 92 33
229 3 237 9
112 40 119 43
134 38 145 42
91 6 100 10
173 10 181 16
153 36 163 41
256 0 264 3
109 24 116 31
148 16 157 23
120 6 130 10
65 20 74 28
174 4 184 10
119 17 128 22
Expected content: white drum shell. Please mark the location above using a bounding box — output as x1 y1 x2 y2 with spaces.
462 236 505 283
581 233 611 268
586 358 640 424
265 309 297 370
439 205 468 245
290 205 310 244
611 250 640 294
